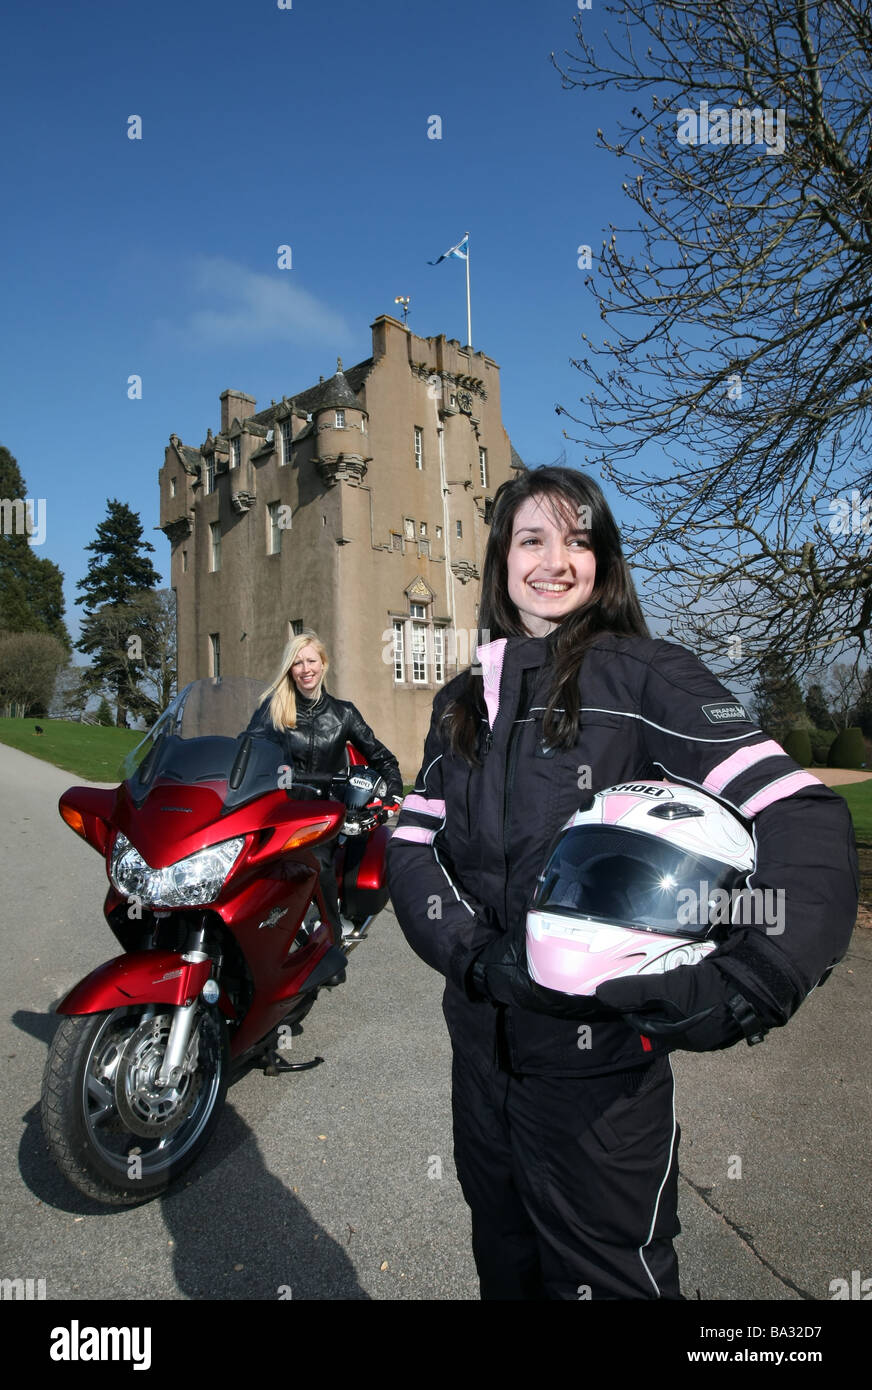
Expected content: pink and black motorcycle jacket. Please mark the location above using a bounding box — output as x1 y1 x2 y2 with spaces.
386 632 859 1076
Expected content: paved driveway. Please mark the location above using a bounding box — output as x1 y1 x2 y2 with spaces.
1 743 870 1301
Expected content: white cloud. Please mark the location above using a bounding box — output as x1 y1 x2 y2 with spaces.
172 256 351 347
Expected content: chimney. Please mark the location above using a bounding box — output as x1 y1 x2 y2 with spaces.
371 313 407 360
220 389 256 433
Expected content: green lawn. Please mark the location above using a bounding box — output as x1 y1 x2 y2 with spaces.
833 781 872 841
0 718 141 783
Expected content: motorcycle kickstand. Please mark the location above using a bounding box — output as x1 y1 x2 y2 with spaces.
263 1052 325 1076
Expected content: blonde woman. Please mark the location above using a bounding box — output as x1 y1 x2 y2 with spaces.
247 630 402 938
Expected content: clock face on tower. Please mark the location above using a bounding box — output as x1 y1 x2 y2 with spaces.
456 390 473 413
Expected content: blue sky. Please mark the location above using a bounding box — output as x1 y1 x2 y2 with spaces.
1 0 653 649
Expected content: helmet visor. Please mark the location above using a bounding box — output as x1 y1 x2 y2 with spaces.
532 825 746 939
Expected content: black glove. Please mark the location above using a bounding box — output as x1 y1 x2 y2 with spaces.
469 930 619 1022
595 929 802 1052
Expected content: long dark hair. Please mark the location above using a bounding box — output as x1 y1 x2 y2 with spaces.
444 466 649 763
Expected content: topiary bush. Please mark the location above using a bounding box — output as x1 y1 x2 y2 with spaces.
827 727 866 769
783 729 813 766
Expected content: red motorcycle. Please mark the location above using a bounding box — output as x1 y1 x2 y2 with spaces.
40 677 393 1206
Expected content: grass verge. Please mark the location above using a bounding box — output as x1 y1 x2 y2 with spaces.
0 718 141 783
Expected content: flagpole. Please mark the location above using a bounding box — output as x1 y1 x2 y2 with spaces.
465 234 472 348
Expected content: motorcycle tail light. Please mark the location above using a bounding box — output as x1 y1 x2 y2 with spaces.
282 818 334 850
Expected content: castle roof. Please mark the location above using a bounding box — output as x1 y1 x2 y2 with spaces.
252 357 373 426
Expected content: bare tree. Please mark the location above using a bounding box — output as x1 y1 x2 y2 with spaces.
0 631 68 717
822 661 866 729
555 0 872 677
48 664 93 720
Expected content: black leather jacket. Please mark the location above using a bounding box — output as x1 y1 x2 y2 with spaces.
246 689 403 801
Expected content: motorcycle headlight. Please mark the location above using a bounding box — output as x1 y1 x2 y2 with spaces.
110 832 245 907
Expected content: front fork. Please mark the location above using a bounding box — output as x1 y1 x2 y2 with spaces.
154 922 213 1088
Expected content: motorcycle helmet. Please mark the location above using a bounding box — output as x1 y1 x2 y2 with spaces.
526 781 755 995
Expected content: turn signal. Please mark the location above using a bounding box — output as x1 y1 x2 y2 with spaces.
60 805 87 839
282 818 334 850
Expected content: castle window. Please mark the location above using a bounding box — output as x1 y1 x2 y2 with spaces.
435 524 442 539
411 621 427 682
434 625 445 683
420 522 427 536
170 477 177 498
414 427 423 470
361 416 367 434
230 438 240 469
280 419 293 465
205 457 215 494
456 520 463 539
335 409 346 428
210 522 221 571
182 549 188 573
391 533 403 551
290 618 303 637
417 538 430 558
403 517 415 541
392 598 445 686
479 448 488 488
209 633 221 677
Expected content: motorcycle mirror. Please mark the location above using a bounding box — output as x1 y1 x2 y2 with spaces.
229 735 252 790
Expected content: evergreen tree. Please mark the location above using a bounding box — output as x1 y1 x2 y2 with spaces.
75 500 161 609
804 681 833 731
96 696 114 727
76 500 161 725
0 445 71 649
849 667 872 740
752 652 806 739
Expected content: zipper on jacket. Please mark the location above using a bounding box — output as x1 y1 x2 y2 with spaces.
503 669 534 859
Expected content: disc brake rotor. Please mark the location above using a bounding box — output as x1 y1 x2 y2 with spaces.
113 1013 201 1138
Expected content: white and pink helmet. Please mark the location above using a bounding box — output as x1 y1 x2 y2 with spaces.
526 781 755 996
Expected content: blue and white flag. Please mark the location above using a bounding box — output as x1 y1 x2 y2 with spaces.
428 233 468 265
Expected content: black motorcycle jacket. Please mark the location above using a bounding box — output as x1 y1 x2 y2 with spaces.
246 689 403 801
386 632 859 1076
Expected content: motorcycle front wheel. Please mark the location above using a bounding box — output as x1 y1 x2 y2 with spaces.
41 1003 229 1206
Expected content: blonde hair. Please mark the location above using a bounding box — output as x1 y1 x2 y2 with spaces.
263 630 330 730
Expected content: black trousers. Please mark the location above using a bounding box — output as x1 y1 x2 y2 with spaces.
311 841 342 943
449 1041 682 1300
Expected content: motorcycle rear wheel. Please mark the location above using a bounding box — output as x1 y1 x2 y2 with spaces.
41 1003 229 1206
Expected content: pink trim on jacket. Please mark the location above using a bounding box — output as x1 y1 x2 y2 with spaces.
403 794 446 819
477 638 508 732
392 825 437 845
702 740 786 794
739 770 821 818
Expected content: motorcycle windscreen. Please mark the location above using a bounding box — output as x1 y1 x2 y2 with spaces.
531 825 746 940
121 678 270 781
120 677 300 813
